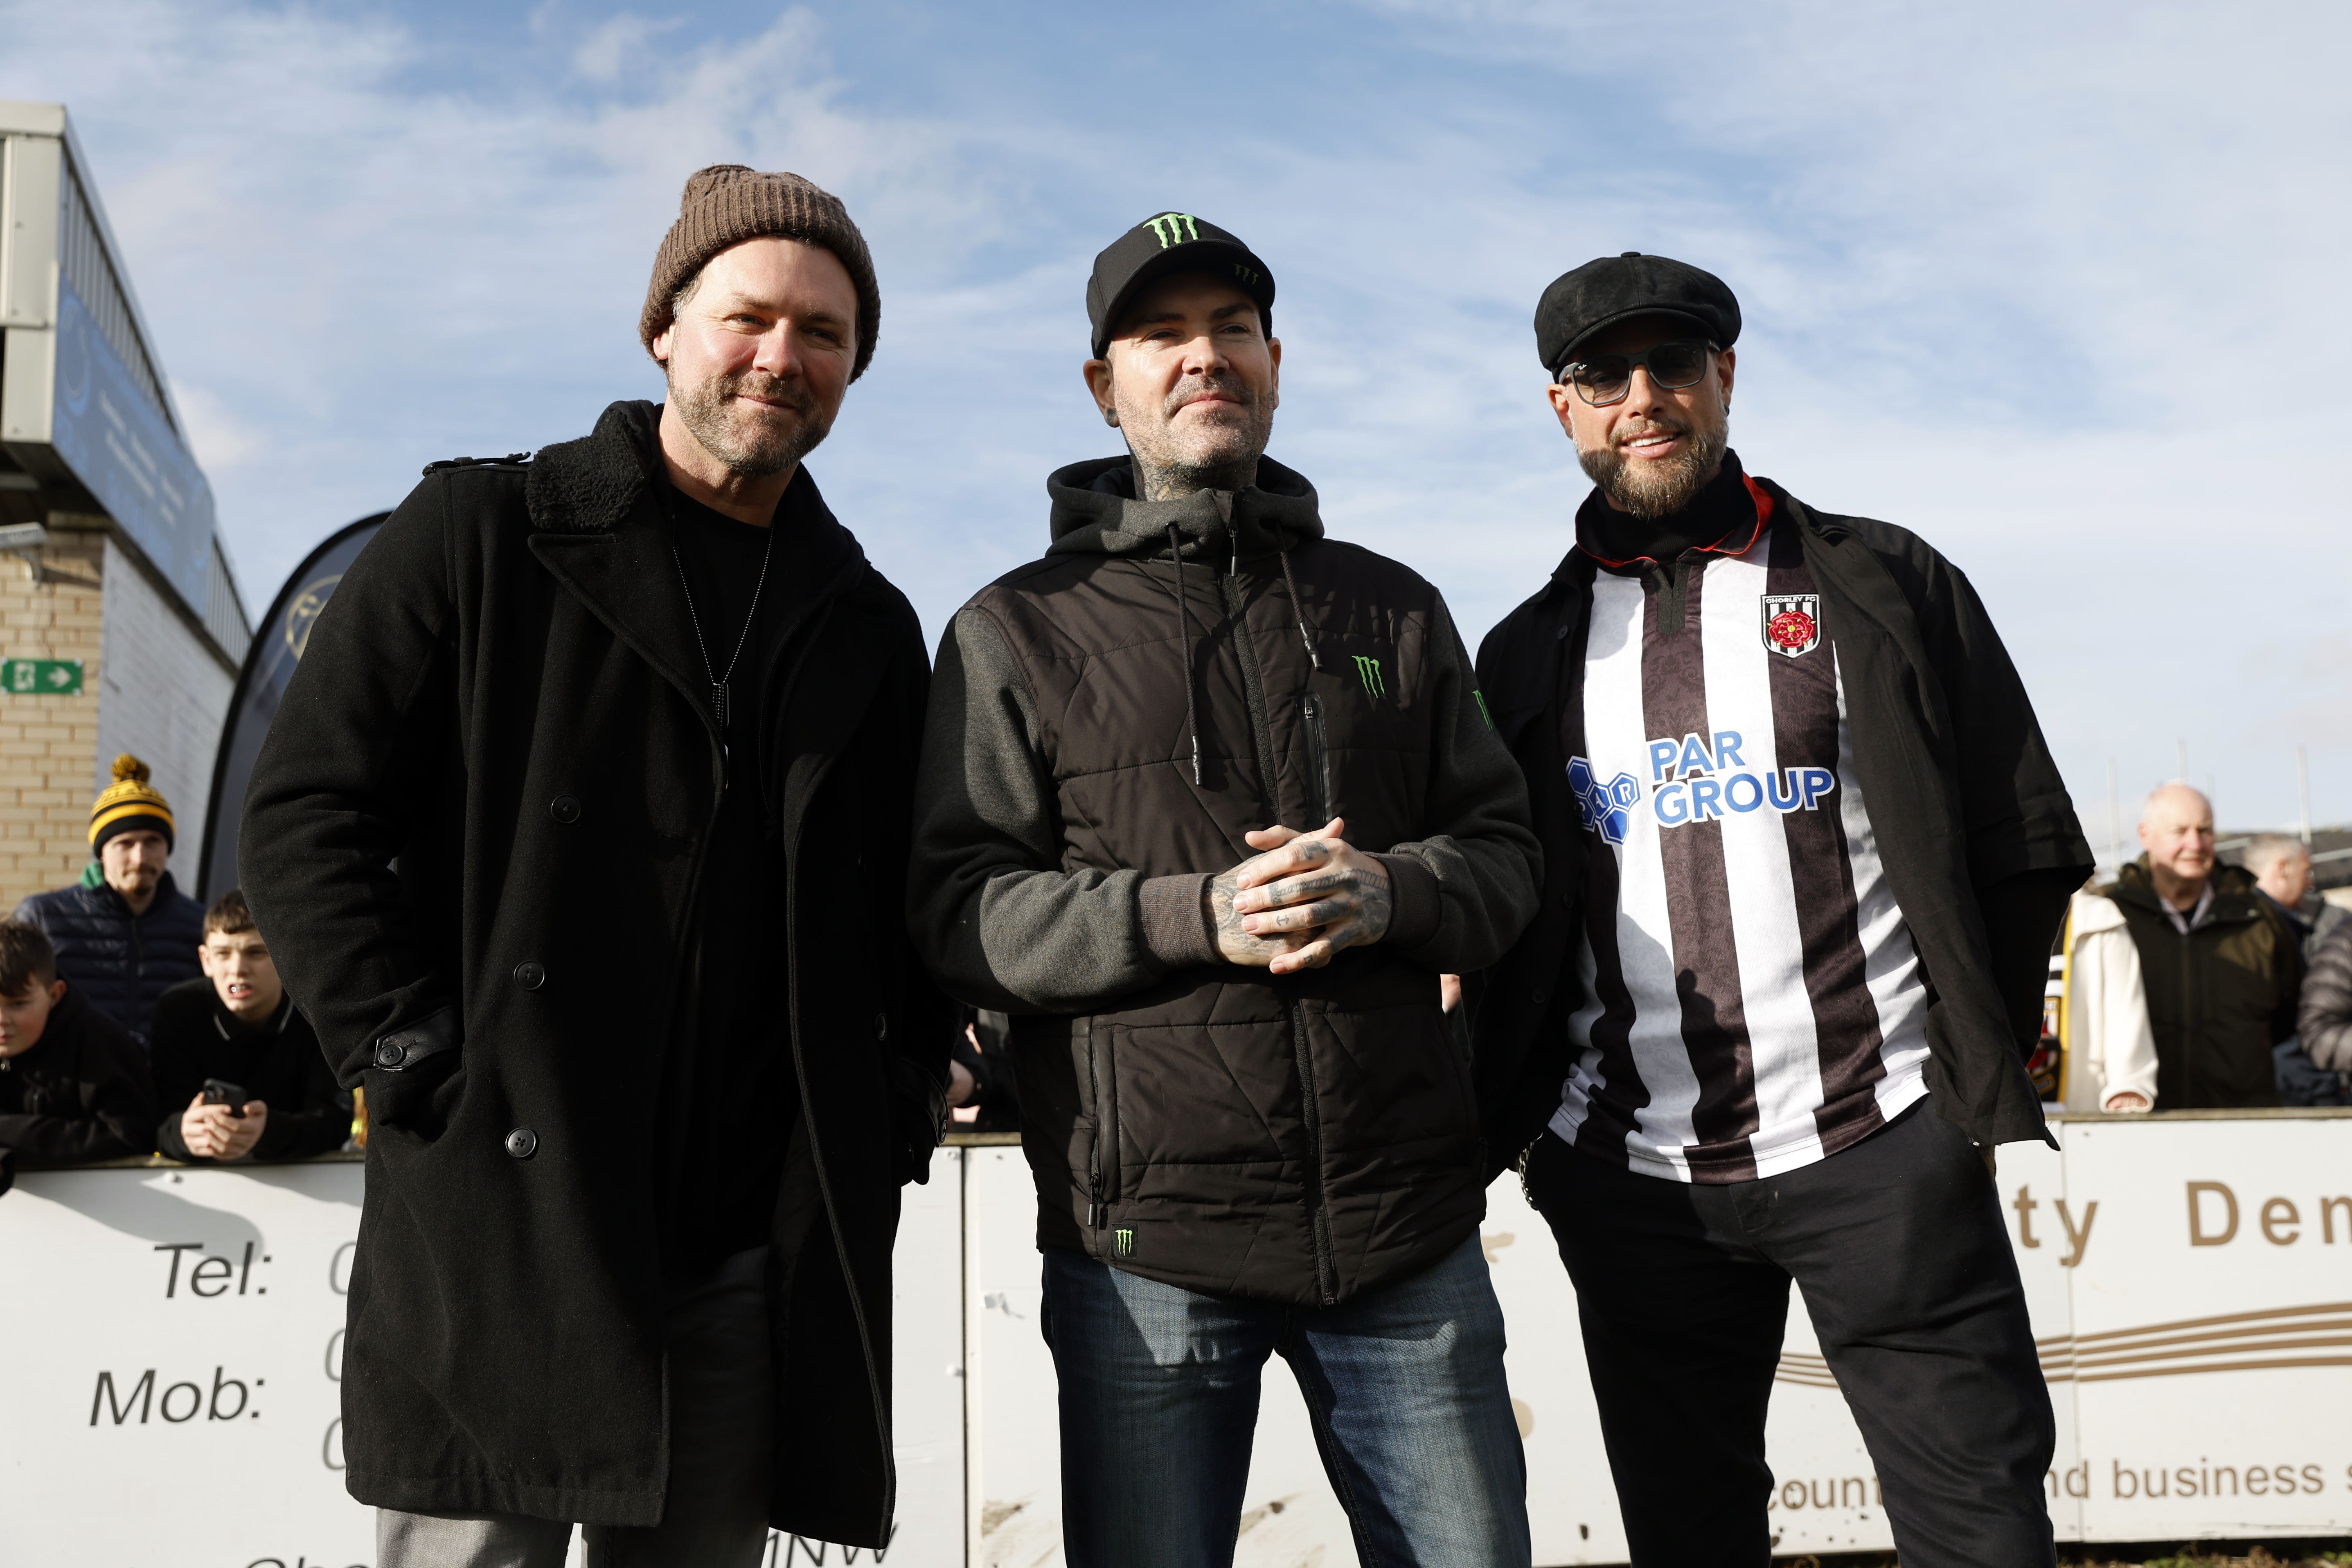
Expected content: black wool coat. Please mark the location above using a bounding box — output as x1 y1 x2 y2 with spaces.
240 401 950 1546
1472 480 2094 1172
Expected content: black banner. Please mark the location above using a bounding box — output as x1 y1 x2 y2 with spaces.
196 515 388 901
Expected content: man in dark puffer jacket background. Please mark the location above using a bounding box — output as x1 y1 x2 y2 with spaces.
13 754 204 1047
910 213 1541 1568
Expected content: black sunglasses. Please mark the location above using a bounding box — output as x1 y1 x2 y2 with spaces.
1556 340 1719 405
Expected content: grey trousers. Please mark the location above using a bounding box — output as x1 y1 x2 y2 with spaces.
376 1246 774 1568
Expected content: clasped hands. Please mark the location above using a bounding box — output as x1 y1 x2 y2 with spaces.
180 1092 268 1160
1208 817 1395 976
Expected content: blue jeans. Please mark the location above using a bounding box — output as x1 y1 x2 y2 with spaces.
1040 1235 1530 1568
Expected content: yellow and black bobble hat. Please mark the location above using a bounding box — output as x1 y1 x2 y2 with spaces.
88 754 175 852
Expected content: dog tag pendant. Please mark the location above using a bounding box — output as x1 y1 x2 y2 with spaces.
711 681 731 732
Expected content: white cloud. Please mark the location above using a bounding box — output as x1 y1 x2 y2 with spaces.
5 0 2346 833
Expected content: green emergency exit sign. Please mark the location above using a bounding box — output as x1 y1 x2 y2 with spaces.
2 658 83 695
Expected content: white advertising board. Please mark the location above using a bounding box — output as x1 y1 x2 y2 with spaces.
5 1113 2348 1567
962 1114 2352 1566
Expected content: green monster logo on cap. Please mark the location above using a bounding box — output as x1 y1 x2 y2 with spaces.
1147 213 1201 248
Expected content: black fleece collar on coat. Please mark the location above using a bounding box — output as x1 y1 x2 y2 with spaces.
521 399 874 739
1044 453 1324 560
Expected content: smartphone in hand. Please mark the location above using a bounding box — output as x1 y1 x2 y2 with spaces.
201 1078 248 1119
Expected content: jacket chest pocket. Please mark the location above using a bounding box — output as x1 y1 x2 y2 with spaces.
1297 638 1416 833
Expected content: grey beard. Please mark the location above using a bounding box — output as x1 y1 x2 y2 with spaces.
1579 419 1730 518
669 368 831 478
1122 373 1271 500
1131 450 1260 501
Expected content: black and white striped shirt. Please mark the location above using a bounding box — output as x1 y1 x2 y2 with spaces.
1553 488 1931 1183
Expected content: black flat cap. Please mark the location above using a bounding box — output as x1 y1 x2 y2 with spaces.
1087 212 1275 359
1534 252 1740 374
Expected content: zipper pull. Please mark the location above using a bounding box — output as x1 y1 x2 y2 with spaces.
1086 1200 1101 1228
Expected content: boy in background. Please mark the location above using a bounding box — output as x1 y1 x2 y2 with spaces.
155 890 348 1164
0 919 155 1191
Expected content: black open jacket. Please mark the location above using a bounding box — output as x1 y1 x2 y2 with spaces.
241 401 949 1547
1471 478 2093 1173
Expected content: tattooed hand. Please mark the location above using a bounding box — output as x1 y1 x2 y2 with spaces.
1210 817 1393 976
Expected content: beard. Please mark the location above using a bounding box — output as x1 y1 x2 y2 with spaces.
667 364 833 478
1578 407 1730 518
1122 370 1273 499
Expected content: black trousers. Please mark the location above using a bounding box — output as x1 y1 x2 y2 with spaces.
1525 1102 2056 1568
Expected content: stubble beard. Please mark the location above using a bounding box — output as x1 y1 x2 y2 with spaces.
1122 370 1273 500
1579 407 1730 518
669 364 833 478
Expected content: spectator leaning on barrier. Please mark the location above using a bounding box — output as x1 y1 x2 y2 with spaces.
2100 785 2300 1109
2057 883 2158 1112
241 165 950 1565
153 890 348 1164
1471 253 2095 1568
0 919 155 1193
2245 832 2348 1106
2296 918 2352 1098
11 754 205 1046
909 213 1543 1568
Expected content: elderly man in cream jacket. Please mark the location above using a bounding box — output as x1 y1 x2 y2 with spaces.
2061 887 2158 1111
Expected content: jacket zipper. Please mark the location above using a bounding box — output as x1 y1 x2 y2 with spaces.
1300 693 1330 824
1086 1016 1117 1229
1222 544 1339 1307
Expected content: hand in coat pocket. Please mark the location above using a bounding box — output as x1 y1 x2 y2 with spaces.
360 1052 464 1138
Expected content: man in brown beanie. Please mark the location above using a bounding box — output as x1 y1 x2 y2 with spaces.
243 165 949 1566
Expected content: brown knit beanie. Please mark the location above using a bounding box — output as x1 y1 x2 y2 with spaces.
640 165 880 381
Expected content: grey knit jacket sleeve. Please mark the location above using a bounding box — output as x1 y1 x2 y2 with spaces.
2298 920 2352 1073
907 604 1197 1013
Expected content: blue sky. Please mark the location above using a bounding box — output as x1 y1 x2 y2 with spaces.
7 0 2349 851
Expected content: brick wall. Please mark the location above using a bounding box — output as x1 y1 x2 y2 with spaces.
0 534 107 908
0 529 238 911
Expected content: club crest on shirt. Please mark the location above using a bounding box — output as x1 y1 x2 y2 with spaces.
1759 593 1821 658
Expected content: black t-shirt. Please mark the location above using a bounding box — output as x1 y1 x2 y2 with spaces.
653 469 843 1274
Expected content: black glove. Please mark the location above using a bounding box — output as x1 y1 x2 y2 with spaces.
888 1055 949 1186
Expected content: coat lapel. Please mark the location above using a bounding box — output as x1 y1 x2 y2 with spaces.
524 400 718 730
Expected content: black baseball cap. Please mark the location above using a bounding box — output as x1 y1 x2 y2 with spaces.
1087 212 1276 359
1534 252 1740 375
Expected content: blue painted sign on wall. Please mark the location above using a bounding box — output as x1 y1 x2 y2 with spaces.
45 278 216 610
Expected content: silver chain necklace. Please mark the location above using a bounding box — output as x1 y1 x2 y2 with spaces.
666 499 777 742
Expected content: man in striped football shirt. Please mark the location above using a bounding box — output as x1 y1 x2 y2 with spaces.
1471 254 2094 1567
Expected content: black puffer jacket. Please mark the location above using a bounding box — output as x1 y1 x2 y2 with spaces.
910 456 1540 1308
13 871 205 1045
2294 918 2352 1075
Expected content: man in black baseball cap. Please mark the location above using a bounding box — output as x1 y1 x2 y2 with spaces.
910 213 1541 1565
1471 252 2091 1566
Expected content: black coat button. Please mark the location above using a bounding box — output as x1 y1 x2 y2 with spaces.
874 1012 890 1041
505 1128 538 1159
514 962 546 990
374 1039 407 1068
1532 987 1548 1005
550 794 581 825
1555 624 1570 641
